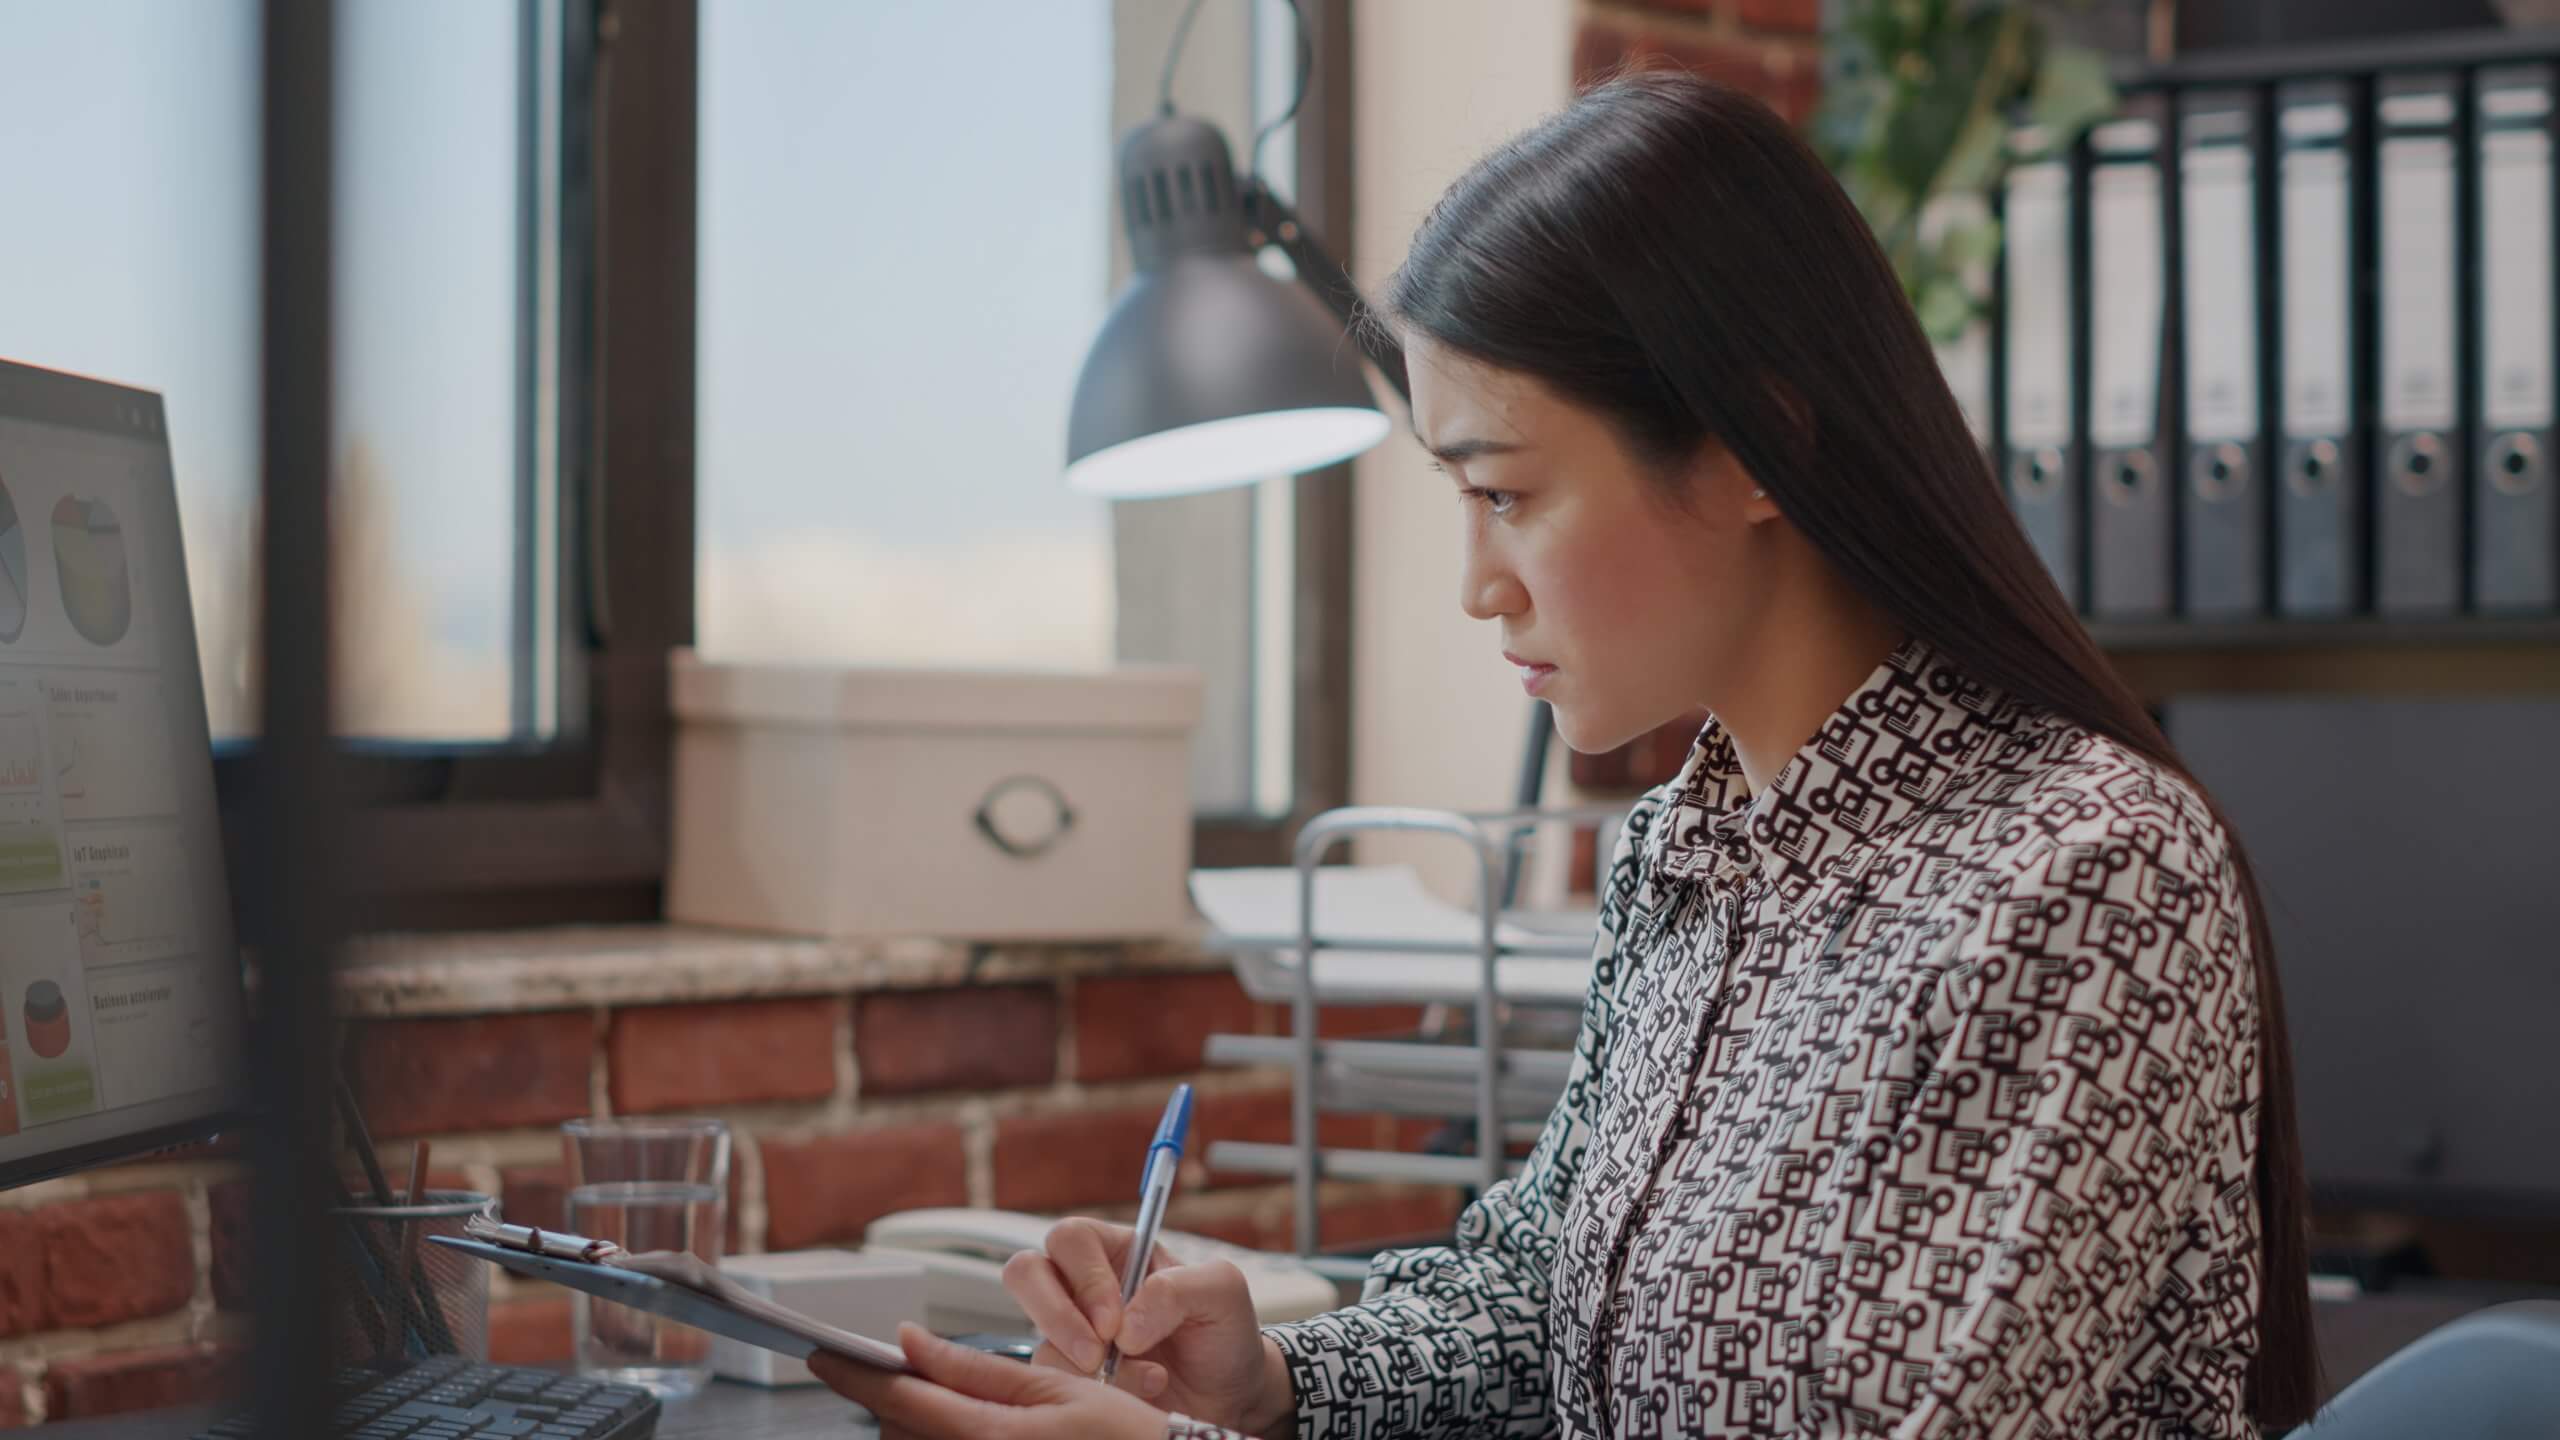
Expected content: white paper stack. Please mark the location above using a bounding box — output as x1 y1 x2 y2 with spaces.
1186 866 1595 1008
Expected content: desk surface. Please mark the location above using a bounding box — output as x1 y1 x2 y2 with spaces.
61 1283 2560 1438
652 1382 878 1440
50 1377 881 1440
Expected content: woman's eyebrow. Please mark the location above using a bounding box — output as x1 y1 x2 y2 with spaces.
1413 432 1527 465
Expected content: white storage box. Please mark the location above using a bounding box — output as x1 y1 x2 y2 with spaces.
704 1249 929 1388
668 652 1202 939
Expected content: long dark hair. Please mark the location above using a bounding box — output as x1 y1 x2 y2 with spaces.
1370 67 2317 1426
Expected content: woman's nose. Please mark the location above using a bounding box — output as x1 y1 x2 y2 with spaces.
1460 544 1527 622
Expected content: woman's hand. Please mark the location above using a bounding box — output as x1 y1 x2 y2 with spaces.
810 1323 1171 1439
1002 1217 1294 1436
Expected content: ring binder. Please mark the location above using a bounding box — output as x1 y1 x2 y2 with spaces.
2275 78 2368 616
2375 71 2467 614
2472 63 2559 612
2000 123 2083 607
2087 96 2179 619
2180 87 2273 617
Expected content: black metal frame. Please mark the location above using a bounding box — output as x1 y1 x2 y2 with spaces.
249 0 343 1430
213 0 690 930
511 0 548 741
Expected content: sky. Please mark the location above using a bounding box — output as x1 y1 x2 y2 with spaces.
0 0 1120 738
693 0 1117 671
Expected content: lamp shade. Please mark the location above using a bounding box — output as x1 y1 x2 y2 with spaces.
1065 113 1389 497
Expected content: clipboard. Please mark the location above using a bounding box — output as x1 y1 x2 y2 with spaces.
428 1228 913 1375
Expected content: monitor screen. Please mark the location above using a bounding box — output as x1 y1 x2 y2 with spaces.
0 359 245 1189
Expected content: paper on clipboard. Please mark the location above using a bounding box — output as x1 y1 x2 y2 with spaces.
427 1235 912 1374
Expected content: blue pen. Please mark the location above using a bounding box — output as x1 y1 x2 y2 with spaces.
1100 1082 1192 1383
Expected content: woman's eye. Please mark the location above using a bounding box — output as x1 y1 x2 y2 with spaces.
1460 486 1518 516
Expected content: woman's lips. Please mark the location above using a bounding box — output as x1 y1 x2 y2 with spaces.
1503 652 1557 696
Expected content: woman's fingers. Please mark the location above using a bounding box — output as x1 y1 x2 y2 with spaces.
1030 1340 1166 1398
1122 1359 1170 1398
1117 1259 1252 1357
1011 1217 1223 1392
812 1324 1093 1438
807 1347 1020 1440
1042 1218 1138 1340
897 1323 1066 1404
1004 1248 1108 1371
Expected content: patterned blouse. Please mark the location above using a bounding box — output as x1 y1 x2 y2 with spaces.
1168 637 2266 1439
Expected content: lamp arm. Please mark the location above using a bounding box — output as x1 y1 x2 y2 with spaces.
1240 179 1552 906
1238 177 1411 406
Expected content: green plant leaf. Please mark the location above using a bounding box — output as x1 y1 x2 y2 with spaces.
1940 213 2004 272
2026 41 2116 145
1819 0 2081 324
1934 108 2010 194
1915 272 1976 345
1875 24 1996 198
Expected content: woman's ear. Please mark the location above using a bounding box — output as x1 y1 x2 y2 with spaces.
1683 437 1780 523
1741 476 1783 525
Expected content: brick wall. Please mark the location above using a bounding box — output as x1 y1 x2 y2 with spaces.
1573 0 1824 123
0 960 1453 1423
0 1145 248 1425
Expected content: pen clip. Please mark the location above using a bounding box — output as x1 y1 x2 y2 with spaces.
464 1213 627 1265
1143 1083 1194 1181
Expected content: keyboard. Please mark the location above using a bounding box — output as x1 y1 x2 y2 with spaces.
191 1356 660 1440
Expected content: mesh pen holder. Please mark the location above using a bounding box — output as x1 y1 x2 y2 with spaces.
329 1189 496 1370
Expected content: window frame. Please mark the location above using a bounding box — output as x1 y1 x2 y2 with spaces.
215 0 1358 920
1189 0 1356 867
215 0 689 929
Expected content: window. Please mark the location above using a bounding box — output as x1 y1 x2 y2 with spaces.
9 0 1354 922
3 0 695 925
695 0 1348 840
694 0 1118 674
0 0 564 745
333 0 566 743
1 2 260 736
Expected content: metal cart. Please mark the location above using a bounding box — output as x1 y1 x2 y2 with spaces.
1195 804 1632 1256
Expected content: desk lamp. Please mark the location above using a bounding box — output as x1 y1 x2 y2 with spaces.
1065 0 1555 902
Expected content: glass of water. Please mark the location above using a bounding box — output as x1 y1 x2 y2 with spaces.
562 1116 730 1399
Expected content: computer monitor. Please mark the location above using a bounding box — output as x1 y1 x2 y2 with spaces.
2168 692 2560 1216
0 358 246 1189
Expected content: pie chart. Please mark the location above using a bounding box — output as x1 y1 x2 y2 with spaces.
0 478 24 643
50 495 129 646
23 980 67 1061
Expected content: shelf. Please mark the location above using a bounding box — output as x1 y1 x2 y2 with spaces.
2120 25 2560 91
2086 619 2560 701
1206 1141 1524 1188
1205 1034 1571 1120
2089 617 2560 652
1206 1034 1570 1081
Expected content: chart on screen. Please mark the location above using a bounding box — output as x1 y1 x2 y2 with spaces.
0 683 66 895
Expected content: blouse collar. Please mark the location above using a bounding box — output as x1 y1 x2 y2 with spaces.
1649 635 2017 911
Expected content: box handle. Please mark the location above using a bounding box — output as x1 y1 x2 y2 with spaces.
974 775 1078 859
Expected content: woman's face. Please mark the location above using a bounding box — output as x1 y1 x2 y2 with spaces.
1405 334 1782 754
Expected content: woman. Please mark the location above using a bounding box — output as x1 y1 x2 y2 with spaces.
814 69 2317 1439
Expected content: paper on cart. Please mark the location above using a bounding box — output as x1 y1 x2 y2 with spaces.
1188 866 1595 1007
